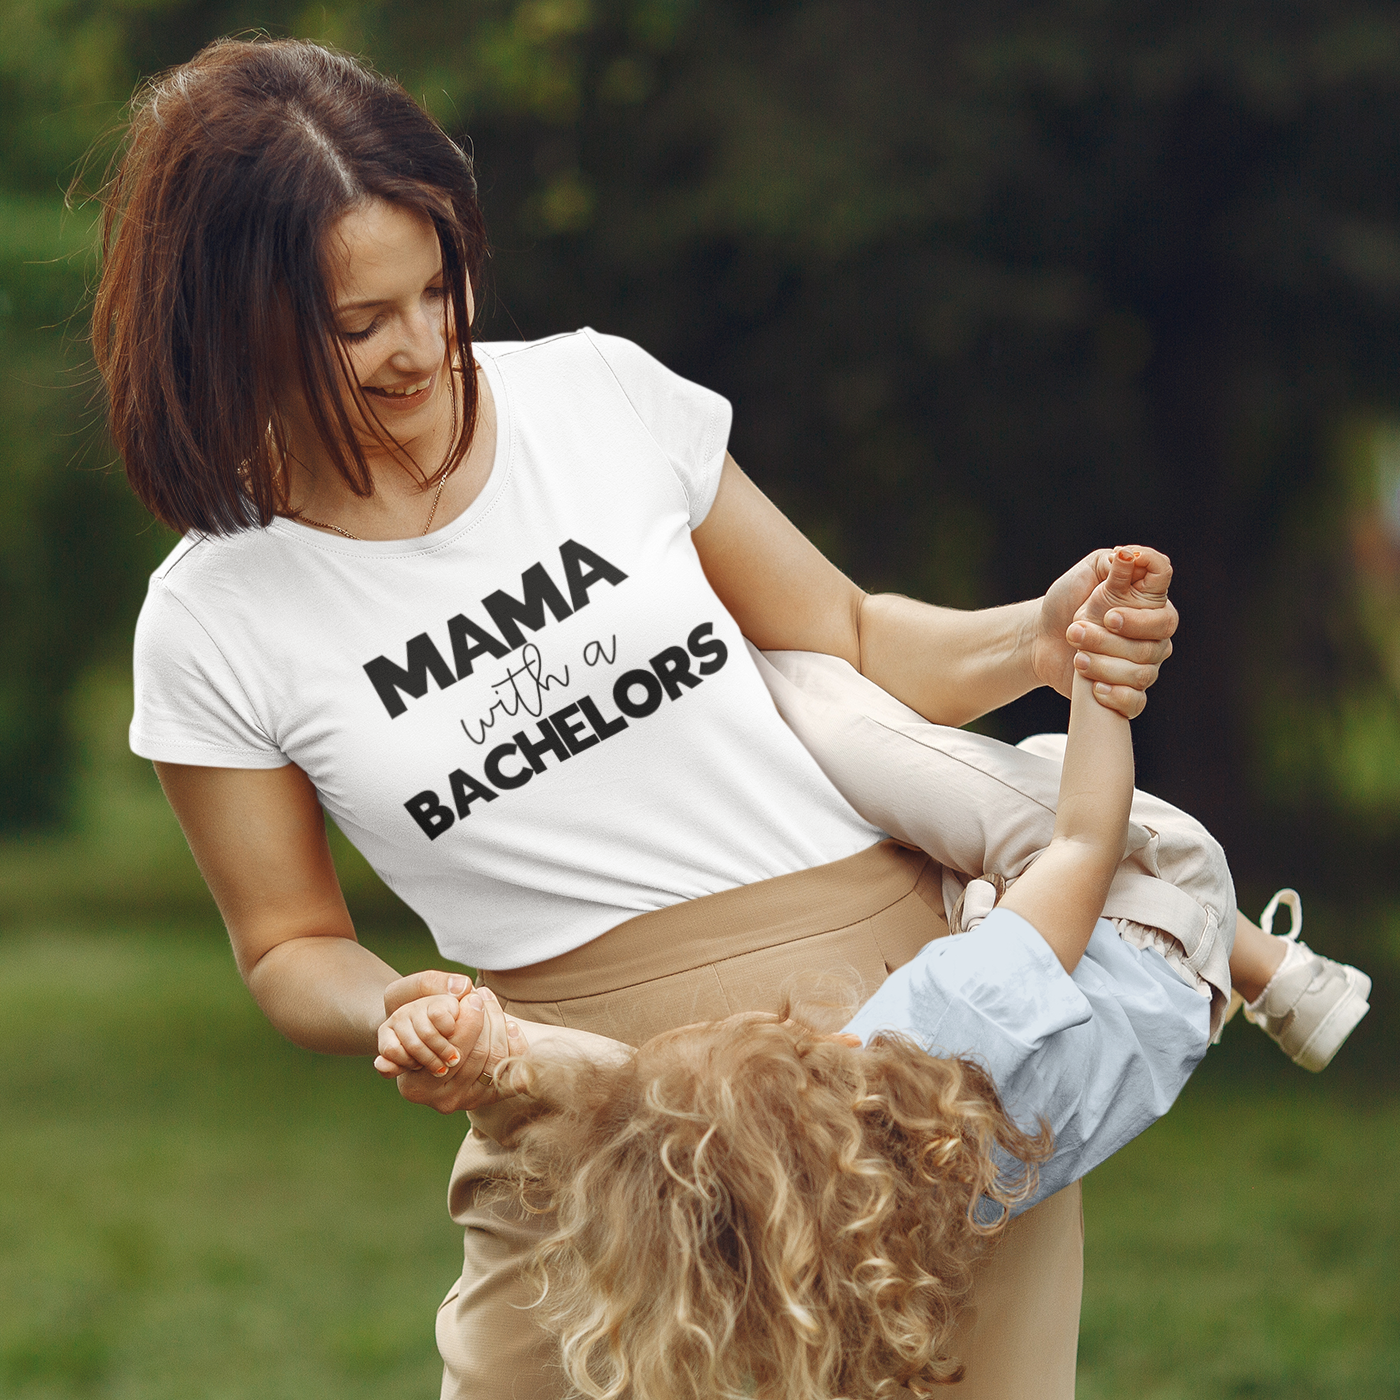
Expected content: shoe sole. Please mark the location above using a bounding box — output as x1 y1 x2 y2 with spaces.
1293 969 1373 1072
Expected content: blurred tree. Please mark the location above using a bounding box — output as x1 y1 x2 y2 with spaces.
0 190 166 827
3 0 1400 900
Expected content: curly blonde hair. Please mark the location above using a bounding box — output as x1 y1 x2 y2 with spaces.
501 1015 1052 1400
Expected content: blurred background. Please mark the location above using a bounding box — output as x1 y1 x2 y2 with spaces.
1 2 1397 1397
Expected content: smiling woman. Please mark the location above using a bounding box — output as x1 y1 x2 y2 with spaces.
92 38 488 539
285 200 497 541
90 33 1199 1400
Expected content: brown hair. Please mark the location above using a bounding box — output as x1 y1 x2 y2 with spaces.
503 1015 1052 1400
91 37 488 536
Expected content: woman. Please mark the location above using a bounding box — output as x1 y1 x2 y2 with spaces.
99 37 1182 1399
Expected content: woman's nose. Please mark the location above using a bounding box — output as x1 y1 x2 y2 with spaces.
389 302 446 367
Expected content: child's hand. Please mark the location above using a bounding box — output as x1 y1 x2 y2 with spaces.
375 989 470 1079
1079 546 1170 622
1071 547 1172 712
378 984 531 1118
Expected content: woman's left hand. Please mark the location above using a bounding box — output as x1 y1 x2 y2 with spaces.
1033 546 1176 719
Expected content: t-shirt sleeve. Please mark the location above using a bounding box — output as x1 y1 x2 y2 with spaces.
129 578 289 769
843 907 1091 1090
842 908 1210 1211
583 329 733 529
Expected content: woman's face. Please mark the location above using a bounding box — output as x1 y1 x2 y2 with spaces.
302 197 470 459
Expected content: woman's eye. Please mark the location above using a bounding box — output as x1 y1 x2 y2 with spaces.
425 285 446 302
340 318 382 343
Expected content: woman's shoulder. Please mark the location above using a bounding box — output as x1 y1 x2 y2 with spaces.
473 327 593 360
474 327 707 400
132 531 290 766
150 528 241 579
474 325 637 366
146 524 287 602
140 525 321 654
476 329 731 525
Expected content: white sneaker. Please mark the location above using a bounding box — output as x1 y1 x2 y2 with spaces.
1243 890 1372 1072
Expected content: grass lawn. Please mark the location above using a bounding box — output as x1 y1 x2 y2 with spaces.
1 922 1396 1399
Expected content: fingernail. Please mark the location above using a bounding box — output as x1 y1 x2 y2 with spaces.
506 1021 519 1034
1067 624 1085 644
1106 612 1123 631
1095 682 1112 695
466 992 483 1010
433 1065 449 1076
446 1050 461 1066
1073 652 1090 672
447 975 468 995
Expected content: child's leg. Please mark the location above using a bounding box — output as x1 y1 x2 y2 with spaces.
754 644 1372 1068
753 645 1236 1013
1233 889 1372 1071
1231 912 1287 1003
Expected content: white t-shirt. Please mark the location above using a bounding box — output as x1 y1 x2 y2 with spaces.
131 330 881 969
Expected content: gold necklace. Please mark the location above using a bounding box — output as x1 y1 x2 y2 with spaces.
299 463 453 541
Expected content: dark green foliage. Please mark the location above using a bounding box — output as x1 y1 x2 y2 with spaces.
3 1 1400 905
0 189 173 826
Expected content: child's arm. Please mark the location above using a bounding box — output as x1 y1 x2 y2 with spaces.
1000 548 1165 971
375 984 627 1074
447 991 631 1142
505 1017 632 1064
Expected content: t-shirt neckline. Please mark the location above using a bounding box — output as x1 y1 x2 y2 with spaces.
265 344 513 558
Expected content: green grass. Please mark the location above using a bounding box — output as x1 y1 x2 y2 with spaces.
1 923 1397 1399
0 923 467 1400
1079 1076 1400 1398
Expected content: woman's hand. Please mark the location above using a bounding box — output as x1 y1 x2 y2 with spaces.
1032 546 1176 718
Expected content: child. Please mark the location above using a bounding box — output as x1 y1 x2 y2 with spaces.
377 549 1370 1400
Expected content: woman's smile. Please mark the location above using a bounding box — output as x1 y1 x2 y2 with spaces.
363 370 438 411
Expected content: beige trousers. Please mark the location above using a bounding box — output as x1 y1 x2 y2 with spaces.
753 646 1237 1032
437 841 1083 1400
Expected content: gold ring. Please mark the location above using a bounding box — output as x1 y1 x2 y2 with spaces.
477 1070 495 1087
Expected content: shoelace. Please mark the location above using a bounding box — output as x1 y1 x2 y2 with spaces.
1246 889 1308 1024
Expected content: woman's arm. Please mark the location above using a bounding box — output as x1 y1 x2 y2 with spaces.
155 764 583 1113
691 455 1176 726
155 762 397 1054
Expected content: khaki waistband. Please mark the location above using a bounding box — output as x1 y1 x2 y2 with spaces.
482 840 938 1004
